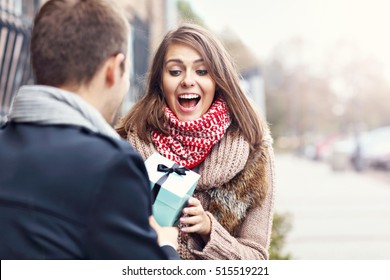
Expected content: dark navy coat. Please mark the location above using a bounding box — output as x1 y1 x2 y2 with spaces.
0 122 178 259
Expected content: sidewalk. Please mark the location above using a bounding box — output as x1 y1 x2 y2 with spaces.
274 153 390 259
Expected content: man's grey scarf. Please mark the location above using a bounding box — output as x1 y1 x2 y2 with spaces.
8 85 120 140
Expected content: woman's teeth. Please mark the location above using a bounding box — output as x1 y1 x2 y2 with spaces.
179 94 199 99
178 94 200 108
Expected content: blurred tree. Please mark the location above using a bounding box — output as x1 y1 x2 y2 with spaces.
264 38 338 150
220 28 259 72
325 42 390 131
263 37 390 151
177 0 205 26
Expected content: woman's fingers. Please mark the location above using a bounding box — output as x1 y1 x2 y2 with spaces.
182 197 201 215
181 223 201 233
180 215 202 225
183 206 200 216
180 198 211 235
186 197 200 207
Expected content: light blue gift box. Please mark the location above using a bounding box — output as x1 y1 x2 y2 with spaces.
144 153 200 226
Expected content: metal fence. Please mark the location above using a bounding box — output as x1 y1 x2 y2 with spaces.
0 4 33 124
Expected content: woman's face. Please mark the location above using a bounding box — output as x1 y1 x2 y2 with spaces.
162 43 216 121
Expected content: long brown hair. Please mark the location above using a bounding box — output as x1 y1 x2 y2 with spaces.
117 23 266 150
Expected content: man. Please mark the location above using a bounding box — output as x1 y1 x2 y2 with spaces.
0 0 178 259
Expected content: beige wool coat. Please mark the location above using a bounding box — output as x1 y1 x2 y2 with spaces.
127 128 275 260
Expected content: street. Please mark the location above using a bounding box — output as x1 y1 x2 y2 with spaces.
274 153 390 259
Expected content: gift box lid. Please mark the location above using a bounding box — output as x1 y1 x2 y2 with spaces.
144 153 200 197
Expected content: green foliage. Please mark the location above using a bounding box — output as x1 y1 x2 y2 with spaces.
269 212 293 260
177 0 205 26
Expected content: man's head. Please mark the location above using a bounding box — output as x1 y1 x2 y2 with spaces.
31 0 129 87
31 0 130 123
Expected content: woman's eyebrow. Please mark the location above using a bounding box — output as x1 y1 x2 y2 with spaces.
165 58 204 65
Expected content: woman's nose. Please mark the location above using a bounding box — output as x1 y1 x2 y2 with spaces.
181 74 195 87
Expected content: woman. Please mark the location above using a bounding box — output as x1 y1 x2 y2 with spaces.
117 23 275 260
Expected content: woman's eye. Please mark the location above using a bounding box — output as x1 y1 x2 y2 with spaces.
168 70 181 76
196 70 208 76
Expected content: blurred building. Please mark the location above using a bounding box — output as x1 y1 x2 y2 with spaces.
0 0 178 124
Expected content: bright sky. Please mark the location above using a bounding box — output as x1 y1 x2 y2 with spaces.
190 0 390 77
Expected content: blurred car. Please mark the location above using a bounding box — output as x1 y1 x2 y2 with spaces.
329 136 356 171
313 135 339 162
369 141 390 169
352 126 390 171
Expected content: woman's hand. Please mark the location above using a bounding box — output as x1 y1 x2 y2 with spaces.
180 197 211 241
149 216 179 249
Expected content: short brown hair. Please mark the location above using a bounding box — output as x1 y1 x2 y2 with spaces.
30 0 129 87
117 23 266 150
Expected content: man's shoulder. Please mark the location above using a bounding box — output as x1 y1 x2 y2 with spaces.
58 125 140 162
2 122 139 161
77 126 135 154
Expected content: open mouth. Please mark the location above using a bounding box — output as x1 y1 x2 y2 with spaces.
178 94 201 108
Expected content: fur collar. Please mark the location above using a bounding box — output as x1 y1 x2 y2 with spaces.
203 141 269 235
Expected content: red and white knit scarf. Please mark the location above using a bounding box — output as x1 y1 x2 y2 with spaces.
151 98 231 169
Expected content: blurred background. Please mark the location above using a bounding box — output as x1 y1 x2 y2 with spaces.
1 0 390 259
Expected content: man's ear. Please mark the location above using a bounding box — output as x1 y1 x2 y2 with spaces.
105 53 126 86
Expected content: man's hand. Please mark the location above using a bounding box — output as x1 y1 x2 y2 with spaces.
149 216 179 249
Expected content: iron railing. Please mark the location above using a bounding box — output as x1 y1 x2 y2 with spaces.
0 5 33 124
